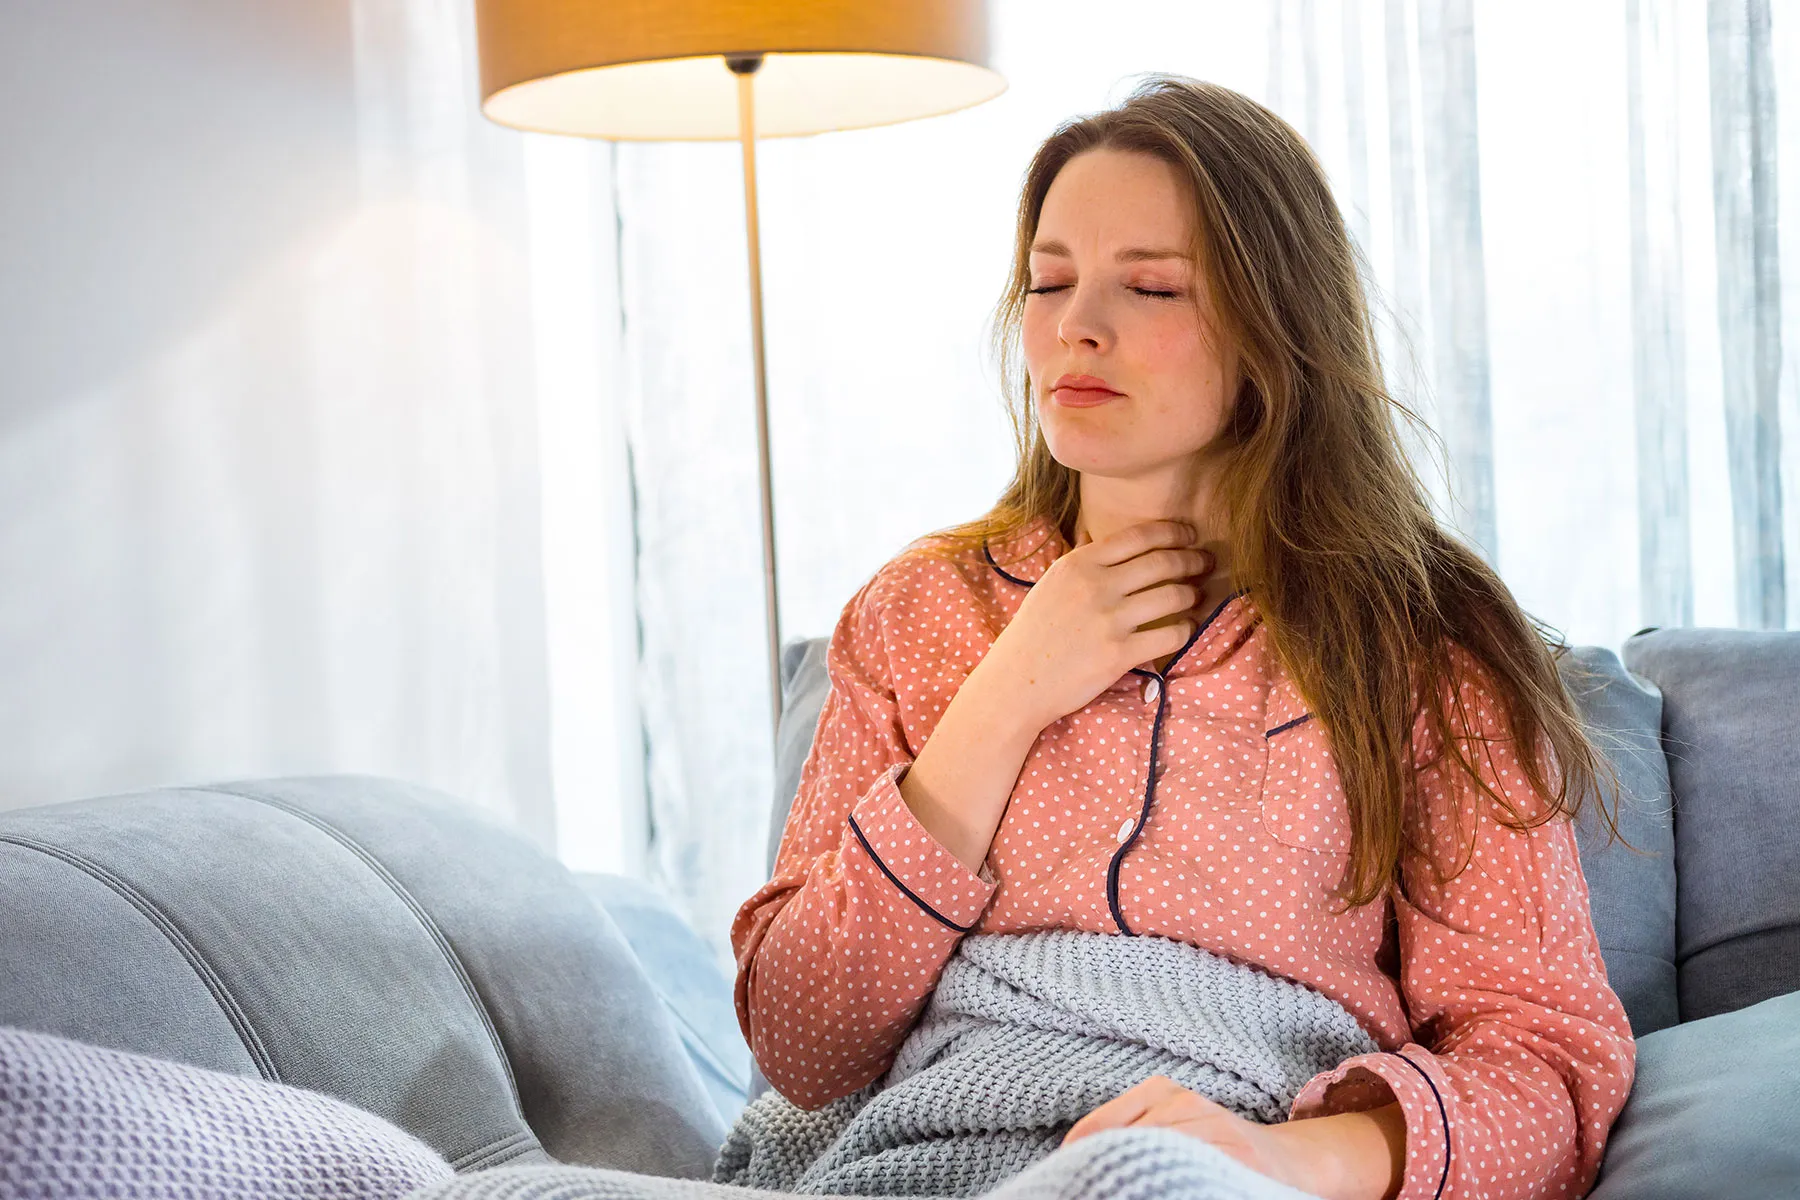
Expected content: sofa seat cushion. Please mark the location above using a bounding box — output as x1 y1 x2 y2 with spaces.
1588 987 1800 1198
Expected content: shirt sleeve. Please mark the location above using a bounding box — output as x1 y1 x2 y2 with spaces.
1288 648 1637 1200
729 565 998 1110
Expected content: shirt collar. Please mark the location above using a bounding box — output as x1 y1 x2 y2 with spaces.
980 514 1068 585
981 513 1258 677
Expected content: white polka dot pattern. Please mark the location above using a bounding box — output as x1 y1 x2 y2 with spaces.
730 515 1637 1200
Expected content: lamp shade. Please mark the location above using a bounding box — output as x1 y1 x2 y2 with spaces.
473 0 1004 140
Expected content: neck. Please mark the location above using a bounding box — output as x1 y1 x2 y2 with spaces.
1071 463 1234 586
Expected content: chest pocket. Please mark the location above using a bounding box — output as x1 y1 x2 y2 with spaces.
1259 713 1355 856
1153 710 1268 810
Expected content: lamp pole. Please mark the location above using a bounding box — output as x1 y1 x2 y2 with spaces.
725 53 784 745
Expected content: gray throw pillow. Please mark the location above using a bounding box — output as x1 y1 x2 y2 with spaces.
1588 988 1800 1198
0 1024 454 1198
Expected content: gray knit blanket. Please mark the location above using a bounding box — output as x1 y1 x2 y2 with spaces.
0 1025 454 1199
413 928 1378 1200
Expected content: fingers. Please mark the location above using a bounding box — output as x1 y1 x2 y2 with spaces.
1082 520 1198 567
1124 621 1194 668
1113 547 1213 597
1118 581 1199 630
1062 1076 1183 1144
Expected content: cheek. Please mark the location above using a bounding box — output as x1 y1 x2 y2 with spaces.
1139 312 1213 375
1021 306 1057 371
1140 315 1232 430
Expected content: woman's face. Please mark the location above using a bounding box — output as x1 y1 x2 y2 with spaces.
1022 147 1239 479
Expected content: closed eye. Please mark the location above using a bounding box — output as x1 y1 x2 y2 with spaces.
1025 284 1184 299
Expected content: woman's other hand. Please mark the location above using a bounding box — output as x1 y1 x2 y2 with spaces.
977 519 1213 732
1061 1076 1405 1200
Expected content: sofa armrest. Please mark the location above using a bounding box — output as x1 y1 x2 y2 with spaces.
573 872 752 1127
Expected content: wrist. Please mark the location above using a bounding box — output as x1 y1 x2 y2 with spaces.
960 654 1055 746
1268 1104 1405 1200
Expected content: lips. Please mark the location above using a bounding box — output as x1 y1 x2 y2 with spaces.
1050 373 1122 408
1053 388 1118 407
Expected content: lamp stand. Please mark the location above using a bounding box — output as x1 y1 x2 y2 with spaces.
726 54 784 746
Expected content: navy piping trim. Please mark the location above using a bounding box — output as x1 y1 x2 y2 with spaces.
0 834 280 1081
1390 1051 1452 1200
1105 585 1251 936
1193 586 1250 642
846 813 977 934
192 787 526 1120
1105 680 1165 936
982 540 1040 587
1265 712 1315 738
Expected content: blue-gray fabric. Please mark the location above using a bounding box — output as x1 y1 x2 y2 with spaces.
1623 627 1800 1020
575 872 751 1127
0 775 724 1178
1588 988 1800 1199
769 636 833 876
1555 646 1680 1036
0 1024 454 1199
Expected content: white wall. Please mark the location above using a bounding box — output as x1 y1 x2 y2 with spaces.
0 1 577 854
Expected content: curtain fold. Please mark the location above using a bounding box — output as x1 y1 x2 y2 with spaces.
1628 0 1695 628
1708 0 1787 629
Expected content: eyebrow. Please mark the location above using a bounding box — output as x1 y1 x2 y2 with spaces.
1028 239 1190 263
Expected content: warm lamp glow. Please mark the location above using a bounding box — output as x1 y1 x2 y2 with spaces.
473 0 1003 140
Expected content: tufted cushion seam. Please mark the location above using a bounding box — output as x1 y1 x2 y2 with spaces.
0 833 280 1082
450 1128 544 1173
190 786 528 1123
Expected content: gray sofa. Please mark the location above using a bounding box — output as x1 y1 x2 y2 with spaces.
1 625 1796 1197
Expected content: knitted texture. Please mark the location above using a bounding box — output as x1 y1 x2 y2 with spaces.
413 928 1373 1200
714 929 1379 1195
0 1025 454 1200
406 1128 1320 1200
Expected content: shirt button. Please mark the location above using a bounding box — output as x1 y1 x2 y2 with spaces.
1116 818 1135 844
1141 676 1161 704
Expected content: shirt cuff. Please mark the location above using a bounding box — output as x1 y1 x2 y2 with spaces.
844 761 996 933
1291 1047 1453 1200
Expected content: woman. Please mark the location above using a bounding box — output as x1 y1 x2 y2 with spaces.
730 77 1635 1200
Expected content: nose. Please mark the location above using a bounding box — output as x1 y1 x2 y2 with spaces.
1056 281 1113 353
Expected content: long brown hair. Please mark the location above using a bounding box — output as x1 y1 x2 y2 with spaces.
913 75 1625 907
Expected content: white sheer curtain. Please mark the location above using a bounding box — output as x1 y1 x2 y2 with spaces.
0 0 595 853
610 0 1800 960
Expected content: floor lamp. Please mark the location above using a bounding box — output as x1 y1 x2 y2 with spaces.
473 2 1006 745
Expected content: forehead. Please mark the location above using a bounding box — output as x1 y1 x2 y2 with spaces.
1034 147 1195 253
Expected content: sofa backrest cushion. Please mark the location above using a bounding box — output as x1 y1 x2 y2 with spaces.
0 775 725 1178
1624 627 1800 1021
769 636 833 876
1556 646 1679 1036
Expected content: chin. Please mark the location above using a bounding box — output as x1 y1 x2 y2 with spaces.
1041 435 1152 477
